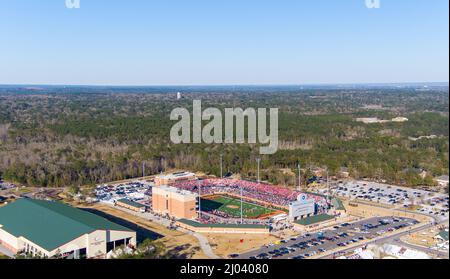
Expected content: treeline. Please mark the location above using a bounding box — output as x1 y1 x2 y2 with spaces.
0 89 448 188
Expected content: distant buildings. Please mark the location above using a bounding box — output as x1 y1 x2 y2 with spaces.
409 135 438 141
338 167 350 178
177 92 182 100
356 117 387 124
391 117 409 123
356 117 409 124
435 175 449 187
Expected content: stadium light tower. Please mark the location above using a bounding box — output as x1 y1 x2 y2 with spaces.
326 169 331 206
220 154 223 178
197 180 202 219
256 157 261 183
298 162 301 191
142 162 145 178
240 185 244 224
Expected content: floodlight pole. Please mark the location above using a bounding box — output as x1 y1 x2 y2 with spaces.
142 162 145 178
256 157 261 184
220 154 223 178
298 162 301 191
240 185 244 224
198 181 202 219
327 170 331 206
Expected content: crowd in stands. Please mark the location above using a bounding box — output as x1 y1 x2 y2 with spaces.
173 179 329 209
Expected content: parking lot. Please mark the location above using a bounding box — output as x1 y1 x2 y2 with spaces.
95 181 153 207
0 182 16 191
236 217 419 259
332 181 449 221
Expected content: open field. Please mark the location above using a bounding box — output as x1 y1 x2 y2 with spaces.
201 195 278 219
401 225 445 248
206 233 279 258
79 203 207 259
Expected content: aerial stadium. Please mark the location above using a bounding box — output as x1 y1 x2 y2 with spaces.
151 177 331 234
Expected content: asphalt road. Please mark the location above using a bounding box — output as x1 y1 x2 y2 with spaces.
318 219 449 259
237 217 418 259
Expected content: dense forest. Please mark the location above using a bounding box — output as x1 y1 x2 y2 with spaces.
0 85 448 188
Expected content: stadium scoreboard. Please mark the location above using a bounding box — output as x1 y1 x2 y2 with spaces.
288 194 315 220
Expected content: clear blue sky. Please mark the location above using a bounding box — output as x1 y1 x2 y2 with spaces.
1 0 448 85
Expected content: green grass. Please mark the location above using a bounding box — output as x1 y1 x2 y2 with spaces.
200 195 276 218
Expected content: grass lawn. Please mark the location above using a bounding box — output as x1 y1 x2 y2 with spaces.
201 195 276 218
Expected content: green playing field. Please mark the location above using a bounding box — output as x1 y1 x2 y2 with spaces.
200 195 276 218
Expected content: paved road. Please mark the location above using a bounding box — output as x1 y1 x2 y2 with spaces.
237 217 418 259
182 229 221 259
318 218 449 259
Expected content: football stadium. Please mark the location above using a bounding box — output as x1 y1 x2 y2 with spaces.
152 178 330 234
200 194 282 219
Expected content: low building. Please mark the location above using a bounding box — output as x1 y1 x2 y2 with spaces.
391 117 409 123
331 197 346 215
154 172 197 186
152 185 198 219
293 214 336 231
310 167 326 177
115 199 146 213
338 167 350 178
435 230 449 243
0 199 136 259
435 175 449 187
356 117 386 124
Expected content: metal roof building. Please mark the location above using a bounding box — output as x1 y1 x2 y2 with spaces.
0 199 136 259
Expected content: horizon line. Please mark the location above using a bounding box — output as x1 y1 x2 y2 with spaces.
0 81 449 88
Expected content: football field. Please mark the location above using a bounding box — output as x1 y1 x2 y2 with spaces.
200 195 277 219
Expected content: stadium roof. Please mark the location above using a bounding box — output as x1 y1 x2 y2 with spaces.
295 214 335 226
0 199 132 251
178 219 267 229
438 230 449 241
331 198 346 211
